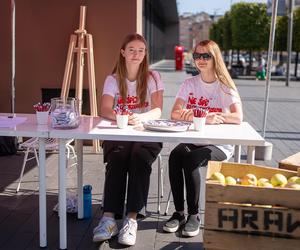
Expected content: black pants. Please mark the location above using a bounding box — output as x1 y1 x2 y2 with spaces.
102 141 162 217
169 144 226 215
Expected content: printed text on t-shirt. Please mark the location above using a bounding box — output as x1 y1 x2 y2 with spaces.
117 95 149 110
186 92 222 112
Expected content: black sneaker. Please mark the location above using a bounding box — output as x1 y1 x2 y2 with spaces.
182 214 200 237
163 212 186 233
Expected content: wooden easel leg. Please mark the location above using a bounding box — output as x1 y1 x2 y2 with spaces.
86 34 97 115
86 34 100 152
61 35 77 100
75 34 85 114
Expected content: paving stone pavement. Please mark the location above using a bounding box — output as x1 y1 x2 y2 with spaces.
0 59 299 249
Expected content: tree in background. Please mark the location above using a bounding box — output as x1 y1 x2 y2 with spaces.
209 23 215 42
275 7 300 77
222 12 232 52
273 15 287 77
209 2 300 78
293 7 300 77
230 3 270 73
221 12 232 66
209 12 232 66
209 23 222 47
275 15 288 63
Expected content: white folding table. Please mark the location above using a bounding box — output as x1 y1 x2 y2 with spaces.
0 114 266 249
49 116 265 249
0 113 49 248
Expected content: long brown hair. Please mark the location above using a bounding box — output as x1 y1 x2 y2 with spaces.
195 40 237 91
112 33 150 106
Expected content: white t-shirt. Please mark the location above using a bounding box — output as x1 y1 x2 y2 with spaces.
176 75 241 159
102 71 164 113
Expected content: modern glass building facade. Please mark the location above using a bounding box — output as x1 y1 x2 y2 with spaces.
143 0 179 63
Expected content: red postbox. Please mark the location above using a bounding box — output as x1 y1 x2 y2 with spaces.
175 45 184 70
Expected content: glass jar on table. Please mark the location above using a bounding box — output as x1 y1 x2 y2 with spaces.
50 97 81 129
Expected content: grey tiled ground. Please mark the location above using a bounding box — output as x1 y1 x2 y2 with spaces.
0 60 299 249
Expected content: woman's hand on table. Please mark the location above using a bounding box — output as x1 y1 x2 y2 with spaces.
128 113 142 125
206 113 225 124
177 109 193 122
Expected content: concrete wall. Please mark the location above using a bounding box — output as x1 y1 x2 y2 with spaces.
0 0 140 113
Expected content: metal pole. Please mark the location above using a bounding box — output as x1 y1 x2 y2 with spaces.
262 0 278 138
286 0 294 87
11 0 16 115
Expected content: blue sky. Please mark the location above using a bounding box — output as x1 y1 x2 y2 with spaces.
177 0 266 15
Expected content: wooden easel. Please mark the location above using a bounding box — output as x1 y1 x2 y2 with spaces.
60 6 100 152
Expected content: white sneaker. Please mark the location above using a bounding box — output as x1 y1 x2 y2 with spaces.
118 217 138 246
93 216 118 242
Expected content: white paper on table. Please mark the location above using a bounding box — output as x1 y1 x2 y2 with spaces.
0 116 27 128
96 119 117 128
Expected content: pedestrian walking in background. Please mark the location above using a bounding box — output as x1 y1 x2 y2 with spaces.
163 40 243 237
256 55 266 80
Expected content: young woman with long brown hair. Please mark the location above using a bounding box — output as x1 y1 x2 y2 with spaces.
93 33 164 246
163 40 243 237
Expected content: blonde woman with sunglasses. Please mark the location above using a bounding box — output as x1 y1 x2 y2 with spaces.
163 40 243 237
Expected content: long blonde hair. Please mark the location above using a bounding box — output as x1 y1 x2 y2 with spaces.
195 40 237 91
112 33 151 106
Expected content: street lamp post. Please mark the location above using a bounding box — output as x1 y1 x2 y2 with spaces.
11 0 16 116
286 0 294 87
262 0 279 138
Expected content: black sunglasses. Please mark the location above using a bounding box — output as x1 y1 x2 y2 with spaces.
192 52 212 61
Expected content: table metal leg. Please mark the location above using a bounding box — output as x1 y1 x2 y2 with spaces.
157 155 161 214
234 145 241 163
38 138 47 247
76 139 84 219
164 190 172 216
58 139 67 249
247 146 255 164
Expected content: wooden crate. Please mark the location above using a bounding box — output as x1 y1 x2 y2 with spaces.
204 161 300 250
204 230 300 250
279 152 300 172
